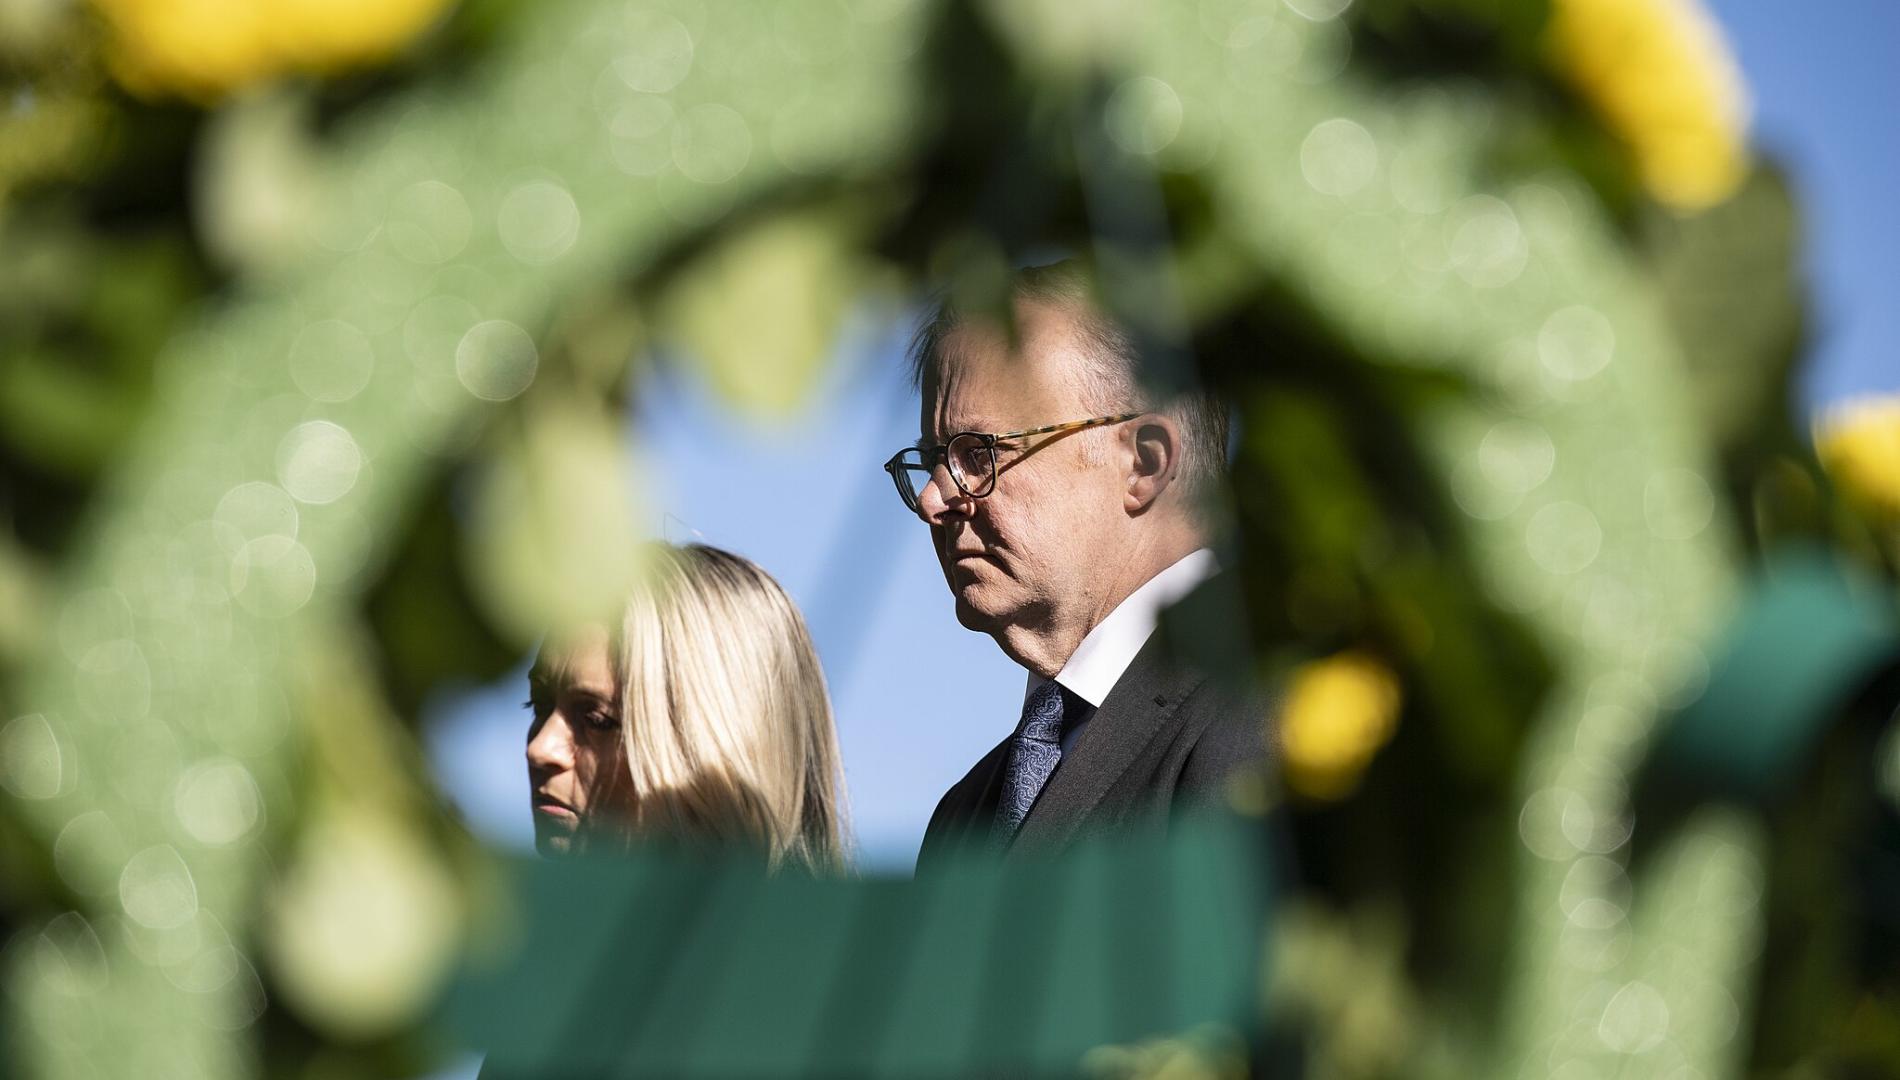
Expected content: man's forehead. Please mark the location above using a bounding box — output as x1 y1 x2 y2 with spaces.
921 311 1086 435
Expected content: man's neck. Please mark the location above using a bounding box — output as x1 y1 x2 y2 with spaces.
997 529 1205 678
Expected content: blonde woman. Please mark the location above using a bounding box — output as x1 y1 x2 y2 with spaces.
522 543 847 872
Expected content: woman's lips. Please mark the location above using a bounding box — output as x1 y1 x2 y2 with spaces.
532 797 577 824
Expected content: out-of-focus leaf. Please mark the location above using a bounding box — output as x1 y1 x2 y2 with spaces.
266 627 468 1039
1645 548 1900 803
0 93 109 201
658 210 876 420
0 530 48 667
1649 166 1804 454
452 813 1271 1077
266 799 461 1039
194 90 327 279
979 0 1145 81
0 216 206 485
465 394 647 645
1266 903 1420 1079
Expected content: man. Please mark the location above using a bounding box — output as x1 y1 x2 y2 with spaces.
885 263 1268 865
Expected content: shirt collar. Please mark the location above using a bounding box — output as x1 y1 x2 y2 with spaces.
1024 548 1219 709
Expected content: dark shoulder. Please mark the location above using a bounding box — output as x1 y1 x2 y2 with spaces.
1173 676 1275 787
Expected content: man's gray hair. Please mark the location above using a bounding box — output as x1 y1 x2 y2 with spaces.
906 261 1231 495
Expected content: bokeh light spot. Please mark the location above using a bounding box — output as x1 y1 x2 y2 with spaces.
1526 501 1603 575
672 104 753 184
174 759 263 847
385 180 472 265
78 640 152 721
230 535 318 618
289 319 375 403
1598 980 1671 1054
1284 0 1353 21
497 180 581 265
1450 460 1522 521
1479 420 1557 495
1105 76 1184 157
120 845 199 930
277 421 363 505
612 10 695 92
1301 117 1377 197
1560 856 1630 930
606 95 676 176
54 810 130 898
1538 305 1616 383
1643 467 1715 540
455 320 539 401
56 588 136 665
33 913 109 997
214 481 299 552
0 713 64 800
1519 787 1584 860
1644 637 1711 710
1448 195 1528 288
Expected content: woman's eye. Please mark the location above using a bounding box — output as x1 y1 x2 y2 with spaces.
584 711 617 732
522 697 549 716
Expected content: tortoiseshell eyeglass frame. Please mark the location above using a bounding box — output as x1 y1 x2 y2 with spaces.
882 412 1142 515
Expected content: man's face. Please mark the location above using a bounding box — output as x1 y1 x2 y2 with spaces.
918 300 1126 645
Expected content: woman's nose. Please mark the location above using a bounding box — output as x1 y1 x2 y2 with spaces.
525 712 575 775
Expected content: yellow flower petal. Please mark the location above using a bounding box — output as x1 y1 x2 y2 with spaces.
1545 0 1751 211
91 0 454 100
1279 651 1403 800
1816 394 1900 517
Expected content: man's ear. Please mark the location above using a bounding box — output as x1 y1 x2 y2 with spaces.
1125 414 1181 513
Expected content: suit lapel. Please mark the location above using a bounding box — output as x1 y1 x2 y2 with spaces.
1008 637 1207 856
966 737 1011 844
922 736 1010 863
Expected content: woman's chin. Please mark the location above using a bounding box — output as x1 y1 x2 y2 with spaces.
533 824 578 858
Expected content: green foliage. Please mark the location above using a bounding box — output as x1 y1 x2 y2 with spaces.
0 0 1893 1077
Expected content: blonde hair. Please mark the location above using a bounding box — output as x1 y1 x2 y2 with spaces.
608 543 847 873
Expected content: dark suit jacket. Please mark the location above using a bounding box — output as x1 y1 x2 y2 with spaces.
917 632 1271 867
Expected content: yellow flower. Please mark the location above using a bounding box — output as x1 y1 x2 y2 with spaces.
91 0 454 101
1816 393 1900 517
1279 651 1402 800
1544 0 1750 211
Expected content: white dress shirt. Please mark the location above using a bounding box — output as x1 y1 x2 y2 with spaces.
1024 548 1218 753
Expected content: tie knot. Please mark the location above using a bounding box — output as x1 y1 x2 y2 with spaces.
1018 681 1067 744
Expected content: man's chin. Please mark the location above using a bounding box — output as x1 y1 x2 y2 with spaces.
952 587 1011 634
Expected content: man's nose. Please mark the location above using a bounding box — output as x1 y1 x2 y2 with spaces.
916 467 971 525
525 712 575 777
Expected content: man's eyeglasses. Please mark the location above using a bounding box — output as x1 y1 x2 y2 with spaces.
882 413 1140 515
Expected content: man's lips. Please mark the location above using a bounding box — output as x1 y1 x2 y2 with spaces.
948 552 988 580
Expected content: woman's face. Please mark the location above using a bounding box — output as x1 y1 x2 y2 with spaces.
524 623 630 856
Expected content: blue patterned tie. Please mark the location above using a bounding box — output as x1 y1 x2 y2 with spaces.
996 681 1068 839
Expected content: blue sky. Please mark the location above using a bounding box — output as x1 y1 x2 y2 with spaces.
425 2 1900 873
1709 0 1900 410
